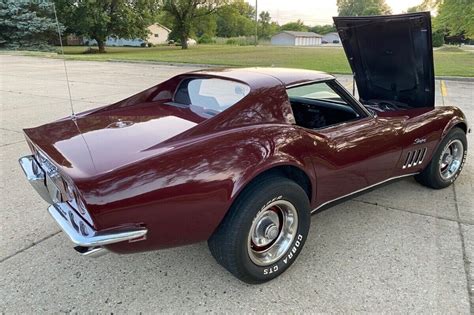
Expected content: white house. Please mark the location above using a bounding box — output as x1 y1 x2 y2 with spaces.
88 23 171 47
322 32 341 44
146 23 171 45
271 31 322 46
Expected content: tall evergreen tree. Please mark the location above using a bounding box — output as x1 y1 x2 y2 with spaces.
0 0 61 50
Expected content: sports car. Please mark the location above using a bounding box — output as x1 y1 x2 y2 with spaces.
19 12 469 283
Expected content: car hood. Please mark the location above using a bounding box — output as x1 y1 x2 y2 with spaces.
23 102 203 179
334 12 435 108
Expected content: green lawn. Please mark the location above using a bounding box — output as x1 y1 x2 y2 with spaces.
23 45 474 77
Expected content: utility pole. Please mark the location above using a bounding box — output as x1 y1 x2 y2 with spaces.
255 0 258 46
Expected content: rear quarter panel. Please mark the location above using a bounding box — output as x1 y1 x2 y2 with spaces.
80 125 316 253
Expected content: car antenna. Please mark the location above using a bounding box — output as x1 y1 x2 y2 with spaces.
52 3 76 120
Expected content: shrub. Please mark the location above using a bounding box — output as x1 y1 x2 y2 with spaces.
147 42 154 48
198 34 216 44
432 30 445 47
224 37 256 46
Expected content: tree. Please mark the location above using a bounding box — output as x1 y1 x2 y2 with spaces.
54 0 157 53
406 0 473 42
257 11 279 39
161 0 229 49
435 0 473 38
194 13 218 38
280 19 308 32
0 0 61 50
337 0 392 16
309 24 336 35
215 0 254 37
432 29 445 47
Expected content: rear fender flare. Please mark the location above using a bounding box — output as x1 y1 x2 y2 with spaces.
230 158 317 209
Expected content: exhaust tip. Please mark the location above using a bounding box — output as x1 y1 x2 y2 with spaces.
74 246 107 258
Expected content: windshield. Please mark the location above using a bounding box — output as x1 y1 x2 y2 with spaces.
173 78 250 116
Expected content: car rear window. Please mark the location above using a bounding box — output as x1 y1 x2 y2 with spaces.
173 78 250 116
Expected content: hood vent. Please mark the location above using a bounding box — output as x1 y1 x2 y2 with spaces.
402 147 427 169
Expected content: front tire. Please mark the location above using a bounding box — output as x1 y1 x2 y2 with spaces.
415 127 467 189
208 175 311 284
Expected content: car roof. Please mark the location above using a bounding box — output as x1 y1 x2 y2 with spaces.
188 67 335 89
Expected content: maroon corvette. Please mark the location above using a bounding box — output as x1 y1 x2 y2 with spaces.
19 13 468 283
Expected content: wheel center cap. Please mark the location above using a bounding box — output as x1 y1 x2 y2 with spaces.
265 224 279 240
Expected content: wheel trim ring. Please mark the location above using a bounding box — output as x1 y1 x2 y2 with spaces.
247 200 298 267
438 139 464 180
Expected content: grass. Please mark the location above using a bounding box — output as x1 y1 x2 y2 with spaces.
8 44 474 77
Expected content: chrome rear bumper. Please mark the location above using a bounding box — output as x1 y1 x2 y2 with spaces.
19 155 148 257
48 202 147 247
19 155 54 204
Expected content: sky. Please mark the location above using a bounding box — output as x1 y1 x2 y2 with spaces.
244 0 425 25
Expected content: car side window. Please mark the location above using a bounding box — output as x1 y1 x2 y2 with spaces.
287 82 347 105
287 81 362 129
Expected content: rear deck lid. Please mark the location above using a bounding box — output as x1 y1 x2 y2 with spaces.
334 12 435 108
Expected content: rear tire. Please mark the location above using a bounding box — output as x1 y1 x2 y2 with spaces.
415 127 467 189
208 175 311 284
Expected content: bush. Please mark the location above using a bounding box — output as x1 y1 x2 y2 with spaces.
225 38 237 45
147 42 154 48
432 30 445 47
224 37 255 46
198 34 216 44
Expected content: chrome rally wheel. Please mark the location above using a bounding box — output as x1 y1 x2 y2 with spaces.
208 175 311 284
439 139 464 181
248 200 298 266
415 127 467 189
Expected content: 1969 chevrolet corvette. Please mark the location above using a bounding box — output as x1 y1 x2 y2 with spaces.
19 13 469 283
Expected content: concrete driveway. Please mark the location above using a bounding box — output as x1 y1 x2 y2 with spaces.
1 55 473 313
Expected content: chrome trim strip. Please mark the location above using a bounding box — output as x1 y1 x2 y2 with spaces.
19 155 54 204
403 151 412 169
418 148 427 165
285 78 334 89
311 173 418 214
408 150 417 167
48 202 148 247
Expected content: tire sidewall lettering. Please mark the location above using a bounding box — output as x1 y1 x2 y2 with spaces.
262 233 304 276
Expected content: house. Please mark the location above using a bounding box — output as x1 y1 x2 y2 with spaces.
146 23 171 45
322 32 341 44
88 23 171 47
271 31 322 46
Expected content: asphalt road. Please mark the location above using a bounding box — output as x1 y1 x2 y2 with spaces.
1 55 473 313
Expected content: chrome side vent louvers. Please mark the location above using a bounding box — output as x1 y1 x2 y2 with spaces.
402 148 427 169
